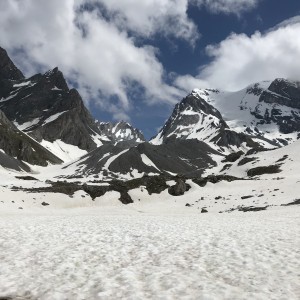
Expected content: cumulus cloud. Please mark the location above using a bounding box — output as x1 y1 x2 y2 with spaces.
191 0 261 15
89 0 199 44
0 0 262 120
173 74 210 92
0 0 186 119
175 19 300 92
82 0 259 41
269 15 300 31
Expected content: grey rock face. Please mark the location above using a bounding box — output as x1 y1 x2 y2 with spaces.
260 79 300 109
0 47 24 81
157 93 228 140
1 45 299 181
254 79 300 134
0 110 62 167
68 139 220 178
0 150 31 172
0 63 102 151
153 78 300 153
28 88 101 151
168 178 188 196
152 93 262 152
0 47 25 100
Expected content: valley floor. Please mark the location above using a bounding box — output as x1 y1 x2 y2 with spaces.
0 206 299 300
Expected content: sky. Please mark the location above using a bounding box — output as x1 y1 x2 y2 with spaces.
0 0 300 139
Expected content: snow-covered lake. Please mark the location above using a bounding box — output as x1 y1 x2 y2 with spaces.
0 207 299 300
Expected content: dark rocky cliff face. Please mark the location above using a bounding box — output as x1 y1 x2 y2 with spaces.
0 110 62 167
160 93 229 138
1 46 300 179
27 87 101 151
0 47 25 100
69 139 220 179
152 93 261 152
0 47 24 81
252 79 300 134
0 60 102 151
260 79 300 109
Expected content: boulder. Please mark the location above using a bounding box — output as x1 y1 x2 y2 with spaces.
168 178 188 196
247 165 281 177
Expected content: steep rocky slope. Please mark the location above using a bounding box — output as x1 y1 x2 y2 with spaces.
62 139 220 180
151 79 300 155
0 110 62 169
150 92 269 153
191 80 300 146
0 47 104 156
1 46 300 182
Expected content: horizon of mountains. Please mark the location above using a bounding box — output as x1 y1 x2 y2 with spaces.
0 45 300 184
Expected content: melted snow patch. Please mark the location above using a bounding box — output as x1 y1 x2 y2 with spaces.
13 81 32 88
99 153 110 162
15 118 40 131
40 140 87 162
150 131 164 145
51 86 62 91
43 111 68 124
90 134 103 147
0 92 19 103
104 149 129 170
140 154 160 171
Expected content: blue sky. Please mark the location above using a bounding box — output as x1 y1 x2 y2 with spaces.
1 0 300 139
94 0 300 138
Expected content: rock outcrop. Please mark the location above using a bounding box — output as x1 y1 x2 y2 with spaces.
0 110 62 168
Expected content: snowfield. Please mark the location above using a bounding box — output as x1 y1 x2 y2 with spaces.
0 137 300 299
0 207 299 300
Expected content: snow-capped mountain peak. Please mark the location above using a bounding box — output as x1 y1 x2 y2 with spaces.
151 91 228 149
96 120 146 144
151 90 263 154
152 78 300 152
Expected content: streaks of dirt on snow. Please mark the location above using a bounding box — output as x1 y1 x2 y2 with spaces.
0 208 299 300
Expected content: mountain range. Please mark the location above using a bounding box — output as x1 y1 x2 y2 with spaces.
1 45 300 207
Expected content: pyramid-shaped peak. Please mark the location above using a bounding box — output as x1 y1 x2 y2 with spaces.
43 67 69 91
0 46 24 81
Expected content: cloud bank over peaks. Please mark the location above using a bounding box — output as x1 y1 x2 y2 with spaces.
175 17 300 93
0 0 263 120
0 0 186 120
85 0 200 45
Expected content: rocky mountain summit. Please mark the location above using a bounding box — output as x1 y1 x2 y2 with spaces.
255 79 300 135
192 80 300 146
0 53 103 152
0 46 300 182
150 91 264 153
0 47 24 83
96 121 145 145
151 79 300 152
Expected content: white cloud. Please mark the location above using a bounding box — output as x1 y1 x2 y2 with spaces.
175 19 300 92
90 0 199 44
81 0 260 42
269 15 300 31
0 0 185 120
174 74 210 92
0 0 263 120
191 0 261 15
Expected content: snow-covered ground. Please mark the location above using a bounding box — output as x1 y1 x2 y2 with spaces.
0 137 299 299
0 207 299 300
